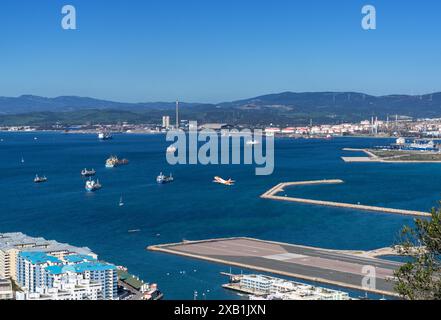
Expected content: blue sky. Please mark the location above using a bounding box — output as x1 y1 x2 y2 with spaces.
0 0 440 102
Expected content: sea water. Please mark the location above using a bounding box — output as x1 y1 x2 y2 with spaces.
0 132 437 299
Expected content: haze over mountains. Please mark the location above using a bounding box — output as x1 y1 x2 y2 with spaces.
1 92 441 126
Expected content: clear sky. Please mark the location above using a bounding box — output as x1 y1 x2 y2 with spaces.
1 0 440 102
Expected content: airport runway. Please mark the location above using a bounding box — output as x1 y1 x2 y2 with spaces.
148 238 401 296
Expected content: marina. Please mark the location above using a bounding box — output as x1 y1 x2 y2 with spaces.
148 237 402 297
261 180 431 217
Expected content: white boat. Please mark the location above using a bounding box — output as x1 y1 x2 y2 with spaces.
98 132 112 140
34 175 47 183
246 140 260 145
85 179 102 192
166 146 177 153
119 196 124 207
157 172 174 184
81 168 96 177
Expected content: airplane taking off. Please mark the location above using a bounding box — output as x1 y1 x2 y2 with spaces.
213 176 235 186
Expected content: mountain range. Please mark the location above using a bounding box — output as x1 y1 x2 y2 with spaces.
1 92 441 126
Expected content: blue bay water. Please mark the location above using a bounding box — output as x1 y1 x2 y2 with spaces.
0 133 437 299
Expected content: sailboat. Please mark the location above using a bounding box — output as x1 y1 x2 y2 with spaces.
119 196 124 207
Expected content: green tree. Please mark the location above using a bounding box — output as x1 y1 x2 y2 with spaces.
394 208 441 300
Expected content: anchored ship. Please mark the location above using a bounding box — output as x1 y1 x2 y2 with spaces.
105 156 129 168
34 175 47 183
156 172 174 184
85 179 102 192
81 168 96 177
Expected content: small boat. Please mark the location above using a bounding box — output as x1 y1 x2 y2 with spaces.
34 175 47 183
128 229 141 233
21 157 25 164
156 172 174 184
166 146 177 154
246 139 260 145
98 132 112 140
85 179 102 192
81 168 96 177
119 196 124 207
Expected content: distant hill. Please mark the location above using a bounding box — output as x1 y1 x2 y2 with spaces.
1 92 441 126
0 95 200 114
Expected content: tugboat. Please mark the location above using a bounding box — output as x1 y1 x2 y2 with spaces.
85 179 102 192
156 172 174 184
81 168 96 177
34 175 47 183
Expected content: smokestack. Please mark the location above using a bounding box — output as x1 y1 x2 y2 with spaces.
176 100 179 129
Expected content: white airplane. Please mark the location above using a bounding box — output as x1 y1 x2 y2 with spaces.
213 176 235 186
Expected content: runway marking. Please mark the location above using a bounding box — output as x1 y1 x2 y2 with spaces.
148 237 401 297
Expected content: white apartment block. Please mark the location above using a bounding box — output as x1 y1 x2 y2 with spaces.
0 232 96 280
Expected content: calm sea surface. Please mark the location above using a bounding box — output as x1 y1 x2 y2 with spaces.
0 132 437 299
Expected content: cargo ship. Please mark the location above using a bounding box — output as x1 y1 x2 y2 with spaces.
156 172 174 184
105 156 129 168
85 179 102 192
